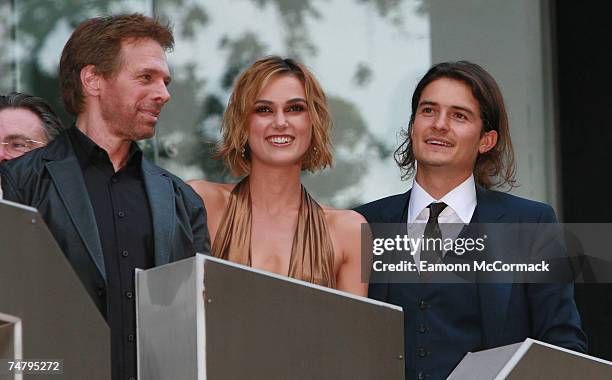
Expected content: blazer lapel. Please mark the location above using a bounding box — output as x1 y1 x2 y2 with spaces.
142 160 175 266
45 154 106 280
385 190 411 224
471 186 505 223
367 190 412 302
473 187 512 347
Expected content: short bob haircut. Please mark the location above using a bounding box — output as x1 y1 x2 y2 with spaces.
59 13 174 116
395 61 516 190
218 56 332 177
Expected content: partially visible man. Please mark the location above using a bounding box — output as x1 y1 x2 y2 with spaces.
356 61 586 380
0 92 64 162
0 14 210 380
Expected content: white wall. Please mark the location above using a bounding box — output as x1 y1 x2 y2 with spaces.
428 0 559 209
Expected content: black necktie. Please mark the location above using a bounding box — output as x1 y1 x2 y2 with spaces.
421 202 448 265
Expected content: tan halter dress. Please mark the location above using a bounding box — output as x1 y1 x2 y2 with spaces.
212 177 336 288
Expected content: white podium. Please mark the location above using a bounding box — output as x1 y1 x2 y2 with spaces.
448 338 612 379
136 254 405 379
0 200 110 379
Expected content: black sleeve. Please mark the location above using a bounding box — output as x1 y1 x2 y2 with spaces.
183 184 211 255
0 165 23 204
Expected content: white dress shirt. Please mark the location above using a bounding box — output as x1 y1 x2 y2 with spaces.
407 175 477 267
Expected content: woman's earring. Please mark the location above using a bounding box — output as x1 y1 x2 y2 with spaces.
240 146 246 158
308 146 319 165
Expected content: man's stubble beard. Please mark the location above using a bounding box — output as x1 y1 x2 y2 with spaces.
100 97 155 142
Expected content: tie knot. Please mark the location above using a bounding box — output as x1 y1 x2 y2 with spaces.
427 202 447 220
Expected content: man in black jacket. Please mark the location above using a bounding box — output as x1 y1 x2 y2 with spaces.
0 14 210 380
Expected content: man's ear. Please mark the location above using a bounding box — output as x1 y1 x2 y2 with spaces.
80 65 102 97
478 130 498 153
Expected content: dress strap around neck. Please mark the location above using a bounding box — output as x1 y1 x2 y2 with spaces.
212 177 336 287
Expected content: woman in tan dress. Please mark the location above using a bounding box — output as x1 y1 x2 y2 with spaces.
189 56 368 296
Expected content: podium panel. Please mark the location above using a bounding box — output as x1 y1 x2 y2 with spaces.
506 341 612 379
0 200 110 379
137 255 404 380
448 338 612 380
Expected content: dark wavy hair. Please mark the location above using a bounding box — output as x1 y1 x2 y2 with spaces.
0 92 64 140
395 61 516 189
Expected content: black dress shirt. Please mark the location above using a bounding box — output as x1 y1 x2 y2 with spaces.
69 126 154 380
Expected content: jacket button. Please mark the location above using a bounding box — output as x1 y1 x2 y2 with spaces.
121 250 129 257
125 291 134 299
96 287 105 297
117 211 125 218
418 324 427 334
418 300 428 310
127 334 135 342
418 347 428 358
417 371 426 380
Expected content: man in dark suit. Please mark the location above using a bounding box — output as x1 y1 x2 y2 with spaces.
0 14 210 380
355 61 586 380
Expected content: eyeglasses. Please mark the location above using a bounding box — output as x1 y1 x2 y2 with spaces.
0 136 46 157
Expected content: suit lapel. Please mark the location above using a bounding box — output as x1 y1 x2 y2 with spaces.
471 187 505 223
384 190 411 224
377 186 513 346
142 160 175 266
473 187 512 347
45 153 106 280
369 190 412 302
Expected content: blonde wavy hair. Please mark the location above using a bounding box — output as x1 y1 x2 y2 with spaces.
217 56 333 177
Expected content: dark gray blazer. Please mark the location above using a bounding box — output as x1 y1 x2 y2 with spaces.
0 130 210 315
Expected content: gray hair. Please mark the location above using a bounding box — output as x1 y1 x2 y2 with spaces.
0 92 65 141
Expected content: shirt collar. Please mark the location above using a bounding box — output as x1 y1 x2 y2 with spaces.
69 125 99 166
408 174 476 224
68 125 142 169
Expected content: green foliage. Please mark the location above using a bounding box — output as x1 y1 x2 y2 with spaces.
7 0 413 205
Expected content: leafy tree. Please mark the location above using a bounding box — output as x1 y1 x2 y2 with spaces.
7 0 414 207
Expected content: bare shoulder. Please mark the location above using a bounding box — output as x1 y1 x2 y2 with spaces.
188 179 233 198
187 179 235 212
187 179 238 241
322 206 368 236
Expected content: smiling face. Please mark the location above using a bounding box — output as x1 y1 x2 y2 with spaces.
97 38 171 141
410 77 498 181
247 74 312 170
